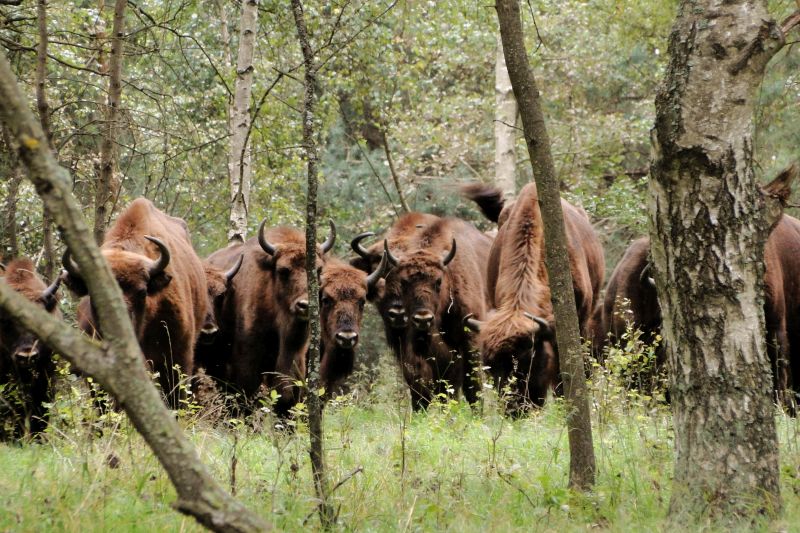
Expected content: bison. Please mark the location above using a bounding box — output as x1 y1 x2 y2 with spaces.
318 253 387 396
64 198 208 409
0 258 62 438
596 216 800 412
464 182 604 416
382 216 493 410
204 221 335 417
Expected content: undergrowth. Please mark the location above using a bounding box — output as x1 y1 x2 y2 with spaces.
0 343 799 532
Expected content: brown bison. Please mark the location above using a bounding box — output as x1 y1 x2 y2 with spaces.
64 198 208 409
596 216 800 412
382 216 493 410
464 182 604 416
204 221 335 417
0 258 62 438
318 253 387 395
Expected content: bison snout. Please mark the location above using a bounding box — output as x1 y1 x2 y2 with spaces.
294 299 310 320
387 305 407 328
335 330 359 348
411 310 435 331
13 342 40 365
199 321 219 343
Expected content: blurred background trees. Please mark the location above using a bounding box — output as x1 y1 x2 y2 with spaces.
0 0 797 265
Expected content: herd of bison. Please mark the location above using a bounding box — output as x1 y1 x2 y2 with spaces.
2 178 799 439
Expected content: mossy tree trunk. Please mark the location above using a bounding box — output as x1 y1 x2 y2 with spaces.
495 0 596 490
650 0 800 520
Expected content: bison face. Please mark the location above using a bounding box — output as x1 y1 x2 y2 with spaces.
388 240 456 333
200 255 242 344
0 260 62 367
63 237 172 339
257 220 336 323
466 310 555 375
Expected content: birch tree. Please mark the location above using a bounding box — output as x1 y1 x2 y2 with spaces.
650 0 800 520
226 0 258 244
494 33 517 197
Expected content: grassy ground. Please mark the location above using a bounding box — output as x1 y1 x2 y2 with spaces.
1 356 799 532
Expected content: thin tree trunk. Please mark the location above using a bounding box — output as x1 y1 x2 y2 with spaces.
381 129 410 213
36 0 54 279
291 0 333 527
227 0 258 244
0 50 270 533
495 0 595 490
651 0 799 520
494 33 517 197
1 124 21 259
93 0 125 245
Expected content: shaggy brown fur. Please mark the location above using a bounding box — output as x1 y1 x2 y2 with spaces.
467 183 604 415
204 226 328 417
387 216 493 410
67 198 207 409
318 258 380 395
0 258 61 438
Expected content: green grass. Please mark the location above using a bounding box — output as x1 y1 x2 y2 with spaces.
1 358 800 532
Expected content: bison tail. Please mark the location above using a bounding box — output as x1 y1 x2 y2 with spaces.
461 183 505 223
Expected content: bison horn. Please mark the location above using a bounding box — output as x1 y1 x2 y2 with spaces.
463 313 483 332
41 273 63 303
366 250 389 290
441 239 457 266
351 231 375 259
639 262 656 288
0 262 5 273
258 219 276 256
62 249 82 279
321 219 336 254
523 311 551 332
384 239 400 266
144 236 171 277
225 254 244 284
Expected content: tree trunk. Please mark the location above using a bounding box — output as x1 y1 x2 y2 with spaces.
494 33 517 197
36 0 54 279
291 0 333 527
651 0 798 520
227 0 258 244
0 50 270 533
93 0 125 245
1 124 21 259
495 0 596 490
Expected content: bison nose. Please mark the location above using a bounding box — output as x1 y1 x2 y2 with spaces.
295 299 310 319
411 310 434 331
199 321 219 343
335 330 359 348
14 343 40 363
387 306 407 328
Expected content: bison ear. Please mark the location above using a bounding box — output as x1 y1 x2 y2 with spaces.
147 271 172 294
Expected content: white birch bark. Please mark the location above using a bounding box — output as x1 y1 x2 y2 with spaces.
494 33 517 197
227 0 259 244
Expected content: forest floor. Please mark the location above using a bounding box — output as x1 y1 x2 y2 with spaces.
1 354 799 533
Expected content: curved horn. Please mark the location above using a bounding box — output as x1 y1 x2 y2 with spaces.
258 219 276 256
384 239 399 266
41 273 62 302
321 219 336 254
523 311 551 332
225 254 244 284
441 238 457 266
351 231 375 259
62 249 82 279
463 313 483 332
639 262 656 288
0 262 5 273
144 236 171 277
366 250 389 291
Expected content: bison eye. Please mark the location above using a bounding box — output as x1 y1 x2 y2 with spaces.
358 299 365 310
321 295 333 307
434 279 442 291
277 267 291 279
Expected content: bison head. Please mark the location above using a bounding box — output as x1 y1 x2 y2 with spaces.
257 219 335 322
199 254 243 344
0 259 61 367
385 239 456 333
320 252 388 351
63 236 172 338
465 310 555 372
